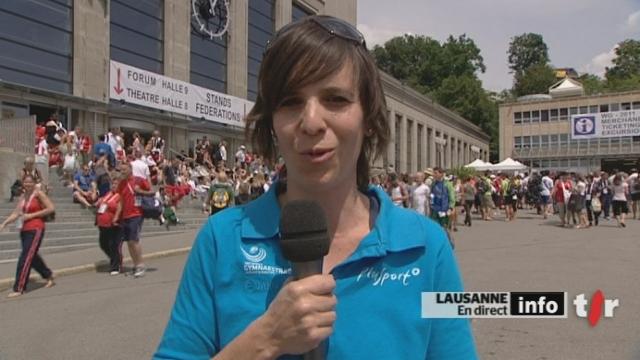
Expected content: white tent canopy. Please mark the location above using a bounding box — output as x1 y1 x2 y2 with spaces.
492 157 527 172
465 158 494 171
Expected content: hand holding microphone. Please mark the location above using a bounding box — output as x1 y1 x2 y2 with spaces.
259 200 333 359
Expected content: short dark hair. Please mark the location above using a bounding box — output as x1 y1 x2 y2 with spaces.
245 16 390 191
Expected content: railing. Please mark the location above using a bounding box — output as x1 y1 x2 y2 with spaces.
0 115 35 155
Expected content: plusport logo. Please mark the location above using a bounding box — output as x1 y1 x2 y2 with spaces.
573 290 619 327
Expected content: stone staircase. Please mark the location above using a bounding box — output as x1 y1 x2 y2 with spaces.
0 169 209 261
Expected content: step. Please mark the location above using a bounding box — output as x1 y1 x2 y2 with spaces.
0 218 206 239
0 227 199 261
0 224 202 251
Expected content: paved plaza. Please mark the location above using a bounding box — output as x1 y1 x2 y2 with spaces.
0 210 638 360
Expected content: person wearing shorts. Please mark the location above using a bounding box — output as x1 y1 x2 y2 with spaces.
116 162 153 277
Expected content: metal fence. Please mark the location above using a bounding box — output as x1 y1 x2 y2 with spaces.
0 115 35 155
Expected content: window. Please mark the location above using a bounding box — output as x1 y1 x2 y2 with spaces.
559 134 568 146
560 159 569 168
417 124 424 168
0 0 73 93
514 112 522 124
600 104 609 112
247 0 275 100
522 111 531 123
569 107 578 116
292 2 314 21
569 158 579 168
522 136 531 148
589 105 599 113
191 30 227 92
541 109 549 122
531 135 540 148
550 109 559 121
560 108 568 121
633 102 640 110
110 0 164 74
514 136 522 149
550 134 558 146
395 115 402 171
621 102 631 110
540 134 549 147
406 119 413 171
610 103 620 112
531 110 540 122
579 106 589 114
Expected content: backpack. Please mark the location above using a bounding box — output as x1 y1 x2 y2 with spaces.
214 148 223 162
211 187 230 209
477 179 489 194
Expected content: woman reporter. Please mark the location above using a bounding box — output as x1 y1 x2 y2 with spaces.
155 15 476 359
0 174 55 298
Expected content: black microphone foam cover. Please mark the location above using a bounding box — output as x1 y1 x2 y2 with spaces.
280 200 330 263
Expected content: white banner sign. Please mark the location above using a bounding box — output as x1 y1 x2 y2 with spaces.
109 60 254 128
571 110 640 139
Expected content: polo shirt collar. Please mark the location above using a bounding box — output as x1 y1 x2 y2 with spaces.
241 183 426 256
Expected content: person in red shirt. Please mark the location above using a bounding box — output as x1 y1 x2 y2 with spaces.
117 162 154 277
0 174 56 298
96 174 123 275
78 129 92 166
552 172 573 227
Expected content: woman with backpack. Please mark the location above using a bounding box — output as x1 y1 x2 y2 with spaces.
0 174 56 297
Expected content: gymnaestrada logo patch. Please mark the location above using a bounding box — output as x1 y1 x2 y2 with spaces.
241 245 267 263
241 244 291 276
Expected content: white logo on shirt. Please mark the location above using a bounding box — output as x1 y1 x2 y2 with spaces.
241 245 267 263
241 244 291 276
356 266 421 287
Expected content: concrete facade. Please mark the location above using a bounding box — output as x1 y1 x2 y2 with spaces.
381 73 490 174
0 0 489 188
499 90 640 173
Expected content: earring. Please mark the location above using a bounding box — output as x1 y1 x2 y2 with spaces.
366 128 374 137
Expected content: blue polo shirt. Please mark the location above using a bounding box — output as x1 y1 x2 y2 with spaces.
155 184 477 359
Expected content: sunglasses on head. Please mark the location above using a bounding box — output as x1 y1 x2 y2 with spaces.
265 15 366 55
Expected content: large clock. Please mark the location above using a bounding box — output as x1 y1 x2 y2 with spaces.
191 0 230 39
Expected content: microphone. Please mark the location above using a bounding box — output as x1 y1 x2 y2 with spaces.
280 200 331 360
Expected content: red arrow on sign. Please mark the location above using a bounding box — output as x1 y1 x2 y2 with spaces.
114 68 124 95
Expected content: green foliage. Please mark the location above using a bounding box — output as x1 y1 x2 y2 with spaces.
606 39 640 81
512 63 557 97
449 165 477 181
578 73 606 95
372 34 485 93
507 33 550 74
372 34 497 160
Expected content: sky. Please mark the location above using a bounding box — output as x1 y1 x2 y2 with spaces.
357 0 640 92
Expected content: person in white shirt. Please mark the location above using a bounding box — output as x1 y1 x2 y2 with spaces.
540 171 553 219
412 172 430 216
131 149 151 180
235 145 246 166
627 169 640 219
611 173 629 227
106 128 119 157
219 141 227 163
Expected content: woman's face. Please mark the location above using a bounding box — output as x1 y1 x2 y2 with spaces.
272 63 364 191
23 177 35 192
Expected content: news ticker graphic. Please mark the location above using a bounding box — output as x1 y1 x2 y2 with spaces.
421 292 567 319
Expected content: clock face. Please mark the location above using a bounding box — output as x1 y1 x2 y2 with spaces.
191 0 230 39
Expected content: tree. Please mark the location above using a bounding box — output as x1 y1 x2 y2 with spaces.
371 35 442 93
372 34 486 93
606 39 640 81
578 73 606 95
512 63 557 97
507 33 550 74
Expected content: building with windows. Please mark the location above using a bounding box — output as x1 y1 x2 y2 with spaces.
0 0 488 185
499 81 640 174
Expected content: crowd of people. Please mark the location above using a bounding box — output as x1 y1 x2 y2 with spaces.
2 116 283 297
372 166 640 234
